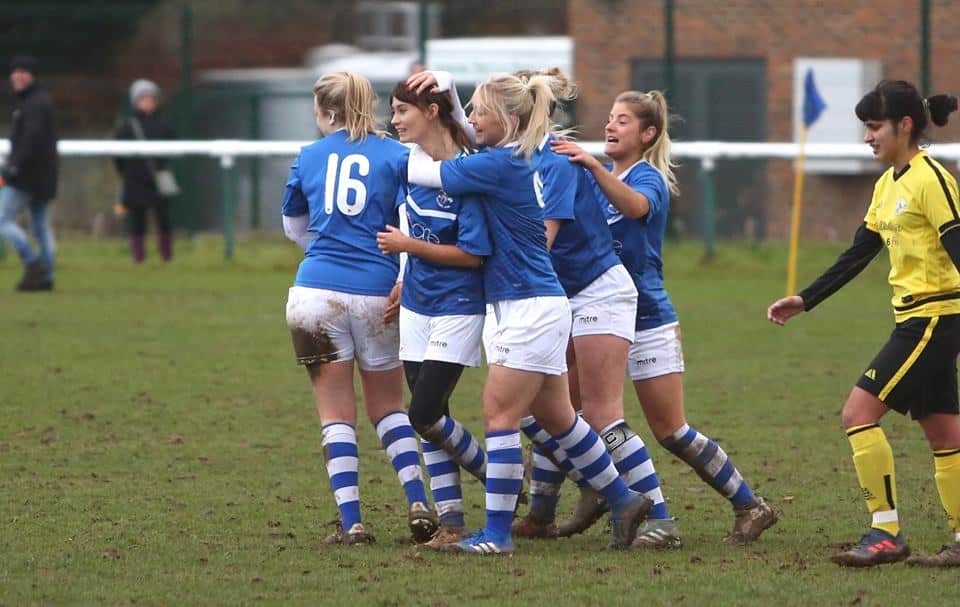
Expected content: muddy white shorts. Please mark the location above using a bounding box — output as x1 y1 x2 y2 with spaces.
285 286 401 372
485 296 571 375
569 264 637 342
627 321 685 381
399 307 484 367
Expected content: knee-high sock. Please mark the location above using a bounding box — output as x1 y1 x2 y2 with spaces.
485 430 524 539
520 415 589 521
321 423 361 528
520 415 585 485
375 411 429 506
602 420 669 519
422 415 486 482
934 449 960 541
846 424 899 536
422 438 464 528
660 423 756 509
553 417 631 506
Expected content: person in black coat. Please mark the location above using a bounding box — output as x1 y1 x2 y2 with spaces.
0 54 58 291
114 79 177 263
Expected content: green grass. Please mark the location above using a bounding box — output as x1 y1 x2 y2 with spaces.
0 236 955 606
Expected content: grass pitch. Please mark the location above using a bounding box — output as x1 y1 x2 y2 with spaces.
0 236 956 606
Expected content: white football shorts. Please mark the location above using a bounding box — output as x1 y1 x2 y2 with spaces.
569 264 637 342
485 296 571 375
627 321 685 381
285 286 401 372
399 307 484 367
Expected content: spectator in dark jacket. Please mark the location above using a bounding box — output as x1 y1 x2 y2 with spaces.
0 54 58 291
114 79 177 263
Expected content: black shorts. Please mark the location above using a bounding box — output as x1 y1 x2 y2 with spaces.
856 314 960 419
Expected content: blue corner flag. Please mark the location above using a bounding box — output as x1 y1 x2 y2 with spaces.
803 69 826 127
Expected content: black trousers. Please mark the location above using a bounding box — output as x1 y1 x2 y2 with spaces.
128 198 172 236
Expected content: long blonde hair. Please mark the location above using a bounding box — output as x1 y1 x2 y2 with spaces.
514 67 577 137
313 72 384 142
469 73 556 160
615 90 679 195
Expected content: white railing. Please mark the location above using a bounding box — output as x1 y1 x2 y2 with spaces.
4 139 959 259
3 139 960 162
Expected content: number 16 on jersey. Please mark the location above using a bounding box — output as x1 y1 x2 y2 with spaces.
324 153 370 216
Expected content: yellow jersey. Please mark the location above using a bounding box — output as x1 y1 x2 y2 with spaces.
865 150 960 322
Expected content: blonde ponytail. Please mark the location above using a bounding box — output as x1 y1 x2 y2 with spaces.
469 72 556 160
313 72 384 142
615 90 679 195
515 67 577 137
517 75 556 158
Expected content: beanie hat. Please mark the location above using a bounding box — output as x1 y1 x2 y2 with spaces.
129 79 160 104
10 55 38 76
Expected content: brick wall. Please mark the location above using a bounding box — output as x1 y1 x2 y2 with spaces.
570 0 960 240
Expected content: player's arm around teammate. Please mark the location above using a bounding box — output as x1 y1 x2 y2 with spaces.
281 72 436 546
554 91 777 546
768 82 960 568
493 69 670 547
404 73 650 554
373 79 492 549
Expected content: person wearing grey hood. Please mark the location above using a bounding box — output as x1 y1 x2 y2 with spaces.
114 79 177 263
0 54 58 291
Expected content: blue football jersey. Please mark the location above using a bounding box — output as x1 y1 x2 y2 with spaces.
540 139 621 298
282 130 408 296
594 160 677 330
437 145 564 302
400 165 492 316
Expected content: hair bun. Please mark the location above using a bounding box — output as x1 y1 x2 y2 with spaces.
927 94 958 126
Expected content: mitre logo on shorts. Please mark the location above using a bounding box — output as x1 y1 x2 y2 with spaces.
634 356 657 366
429 339 448 349
577 315 599 324
494 344 511 354
436 191 454 209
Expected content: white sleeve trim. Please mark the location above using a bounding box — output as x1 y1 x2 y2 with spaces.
408 145 443 188
282 214 312 251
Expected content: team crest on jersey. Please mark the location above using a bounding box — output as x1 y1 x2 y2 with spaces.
436 191 454 209
894 198 908 215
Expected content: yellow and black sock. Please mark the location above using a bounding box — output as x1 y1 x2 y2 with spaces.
847 424 899 536
933 448 960 542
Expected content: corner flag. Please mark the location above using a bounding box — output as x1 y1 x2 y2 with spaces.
786 68 827 295
802 69 826 127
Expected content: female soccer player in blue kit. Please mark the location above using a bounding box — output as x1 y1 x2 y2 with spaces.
375 79 491 549
487 69 672 544
553 90 776 546
281 72 437 545
406 72 651 555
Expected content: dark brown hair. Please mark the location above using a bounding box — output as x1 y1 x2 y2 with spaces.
855 80 958 143
390 81 474 152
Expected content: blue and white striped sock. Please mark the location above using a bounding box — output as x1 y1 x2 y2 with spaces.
485 430 524 539
553 417 630 506
520 415 585 484
602 420 670 519
423 415 486 482
661 423 755 508
375 411 429 506
321 423 361 529
421 438 465 528
520 415 582 520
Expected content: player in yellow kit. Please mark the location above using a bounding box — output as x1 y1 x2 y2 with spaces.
768 80 960 567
